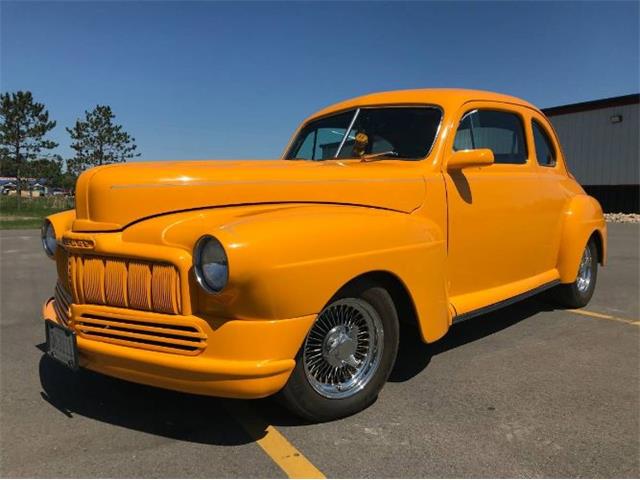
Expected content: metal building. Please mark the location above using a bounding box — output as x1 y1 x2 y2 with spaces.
542 94 639 213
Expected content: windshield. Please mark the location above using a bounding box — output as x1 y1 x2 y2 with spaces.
285 106 442 161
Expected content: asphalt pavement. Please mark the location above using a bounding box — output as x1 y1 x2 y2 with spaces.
1 224 638 478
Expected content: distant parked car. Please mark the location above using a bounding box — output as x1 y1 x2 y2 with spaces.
42 89 607 421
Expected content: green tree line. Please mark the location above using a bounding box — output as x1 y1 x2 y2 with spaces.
0 91 140 198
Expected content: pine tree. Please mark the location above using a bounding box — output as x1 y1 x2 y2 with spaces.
66 105 139 175
0 91 58 202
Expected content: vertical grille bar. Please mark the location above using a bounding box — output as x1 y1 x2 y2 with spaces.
82 257 106 305
60 253 181 314
127 261 153 311
73 254 85 304
152 264 180 314
54 282 72 325
104 259 128 308
55 249 70 292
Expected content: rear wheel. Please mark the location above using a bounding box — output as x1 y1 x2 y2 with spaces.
281 282 399 422
552 238 598 308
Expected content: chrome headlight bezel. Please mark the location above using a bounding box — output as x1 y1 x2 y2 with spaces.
193 235 229 294
41 220 57 258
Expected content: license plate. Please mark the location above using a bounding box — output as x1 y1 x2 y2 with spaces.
45 320 79 370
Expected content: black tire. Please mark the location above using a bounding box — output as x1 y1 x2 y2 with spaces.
552 238 598 308
280 281 399 422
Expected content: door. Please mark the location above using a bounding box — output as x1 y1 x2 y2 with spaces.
444 103 556 315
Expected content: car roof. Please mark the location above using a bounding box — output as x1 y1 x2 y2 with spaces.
306 88 540 122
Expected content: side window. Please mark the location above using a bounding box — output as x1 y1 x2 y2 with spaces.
453 109 528 164
532 119 556 167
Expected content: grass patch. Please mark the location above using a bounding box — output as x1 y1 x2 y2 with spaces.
0 196 75 230
0 217 45 229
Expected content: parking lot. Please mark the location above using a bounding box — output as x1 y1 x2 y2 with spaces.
0 224 638 478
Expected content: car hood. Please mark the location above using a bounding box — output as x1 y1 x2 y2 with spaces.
72 159 426 232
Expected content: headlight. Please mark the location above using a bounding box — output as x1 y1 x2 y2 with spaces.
193 235 228 293
41 220 57 258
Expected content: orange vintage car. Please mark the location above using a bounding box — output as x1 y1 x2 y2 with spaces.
42 89 607 421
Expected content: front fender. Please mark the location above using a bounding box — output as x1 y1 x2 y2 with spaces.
557 195 607 283
138 204 449 343
46 209 76 240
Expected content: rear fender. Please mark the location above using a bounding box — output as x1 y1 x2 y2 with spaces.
557 195 607 283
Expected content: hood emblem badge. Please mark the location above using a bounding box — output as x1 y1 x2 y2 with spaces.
62 237 95 250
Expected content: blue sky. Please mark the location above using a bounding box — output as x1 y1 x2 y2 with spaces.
2 1 638 161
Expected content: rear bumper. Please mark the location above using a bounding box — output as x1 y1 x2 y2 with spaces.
43 298 315 399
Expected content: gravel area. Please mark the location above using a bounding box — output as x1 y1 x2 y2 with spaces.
605 213 640 223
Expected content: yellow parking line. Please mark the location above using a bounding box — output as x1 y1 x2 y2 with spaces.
568 308 639 325
225 401 326 479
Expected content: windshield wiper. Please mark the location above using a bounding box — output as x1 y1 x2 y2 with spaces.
334 109 360 159
360 151 398 162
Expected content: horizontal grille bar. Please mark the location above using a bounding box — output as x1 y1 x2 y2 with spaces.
76 313 207 355
74 316 205 339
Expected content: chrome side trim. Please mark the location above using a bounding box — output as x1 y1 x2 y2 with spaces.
109 177 423 190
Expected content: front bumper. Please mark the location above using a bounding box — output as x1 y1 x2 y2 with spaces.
43 298 315 399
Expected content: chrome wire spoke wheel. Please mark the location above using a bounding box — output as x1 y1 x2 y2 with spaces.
576 245 593 293
303 298 384 399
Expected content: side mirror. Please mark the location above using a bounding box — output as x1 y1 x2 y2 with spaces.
447 149 494 170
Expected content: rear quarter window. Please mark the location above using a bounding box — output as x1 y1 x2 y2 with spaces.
532 119 557 167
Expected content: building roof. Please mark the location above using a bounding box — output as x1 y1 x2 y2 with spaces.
0 177 48 186
542 93 639 117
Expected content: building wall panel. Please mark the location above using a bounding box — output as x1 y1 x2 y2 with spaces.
546 103 639 186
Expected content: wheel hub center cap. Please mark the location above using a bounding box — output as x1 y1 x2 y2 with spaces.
323 325 358 368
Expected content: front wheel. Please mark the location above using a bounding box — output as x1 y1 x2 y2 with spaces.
280 282 399 422
552 238 598 308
